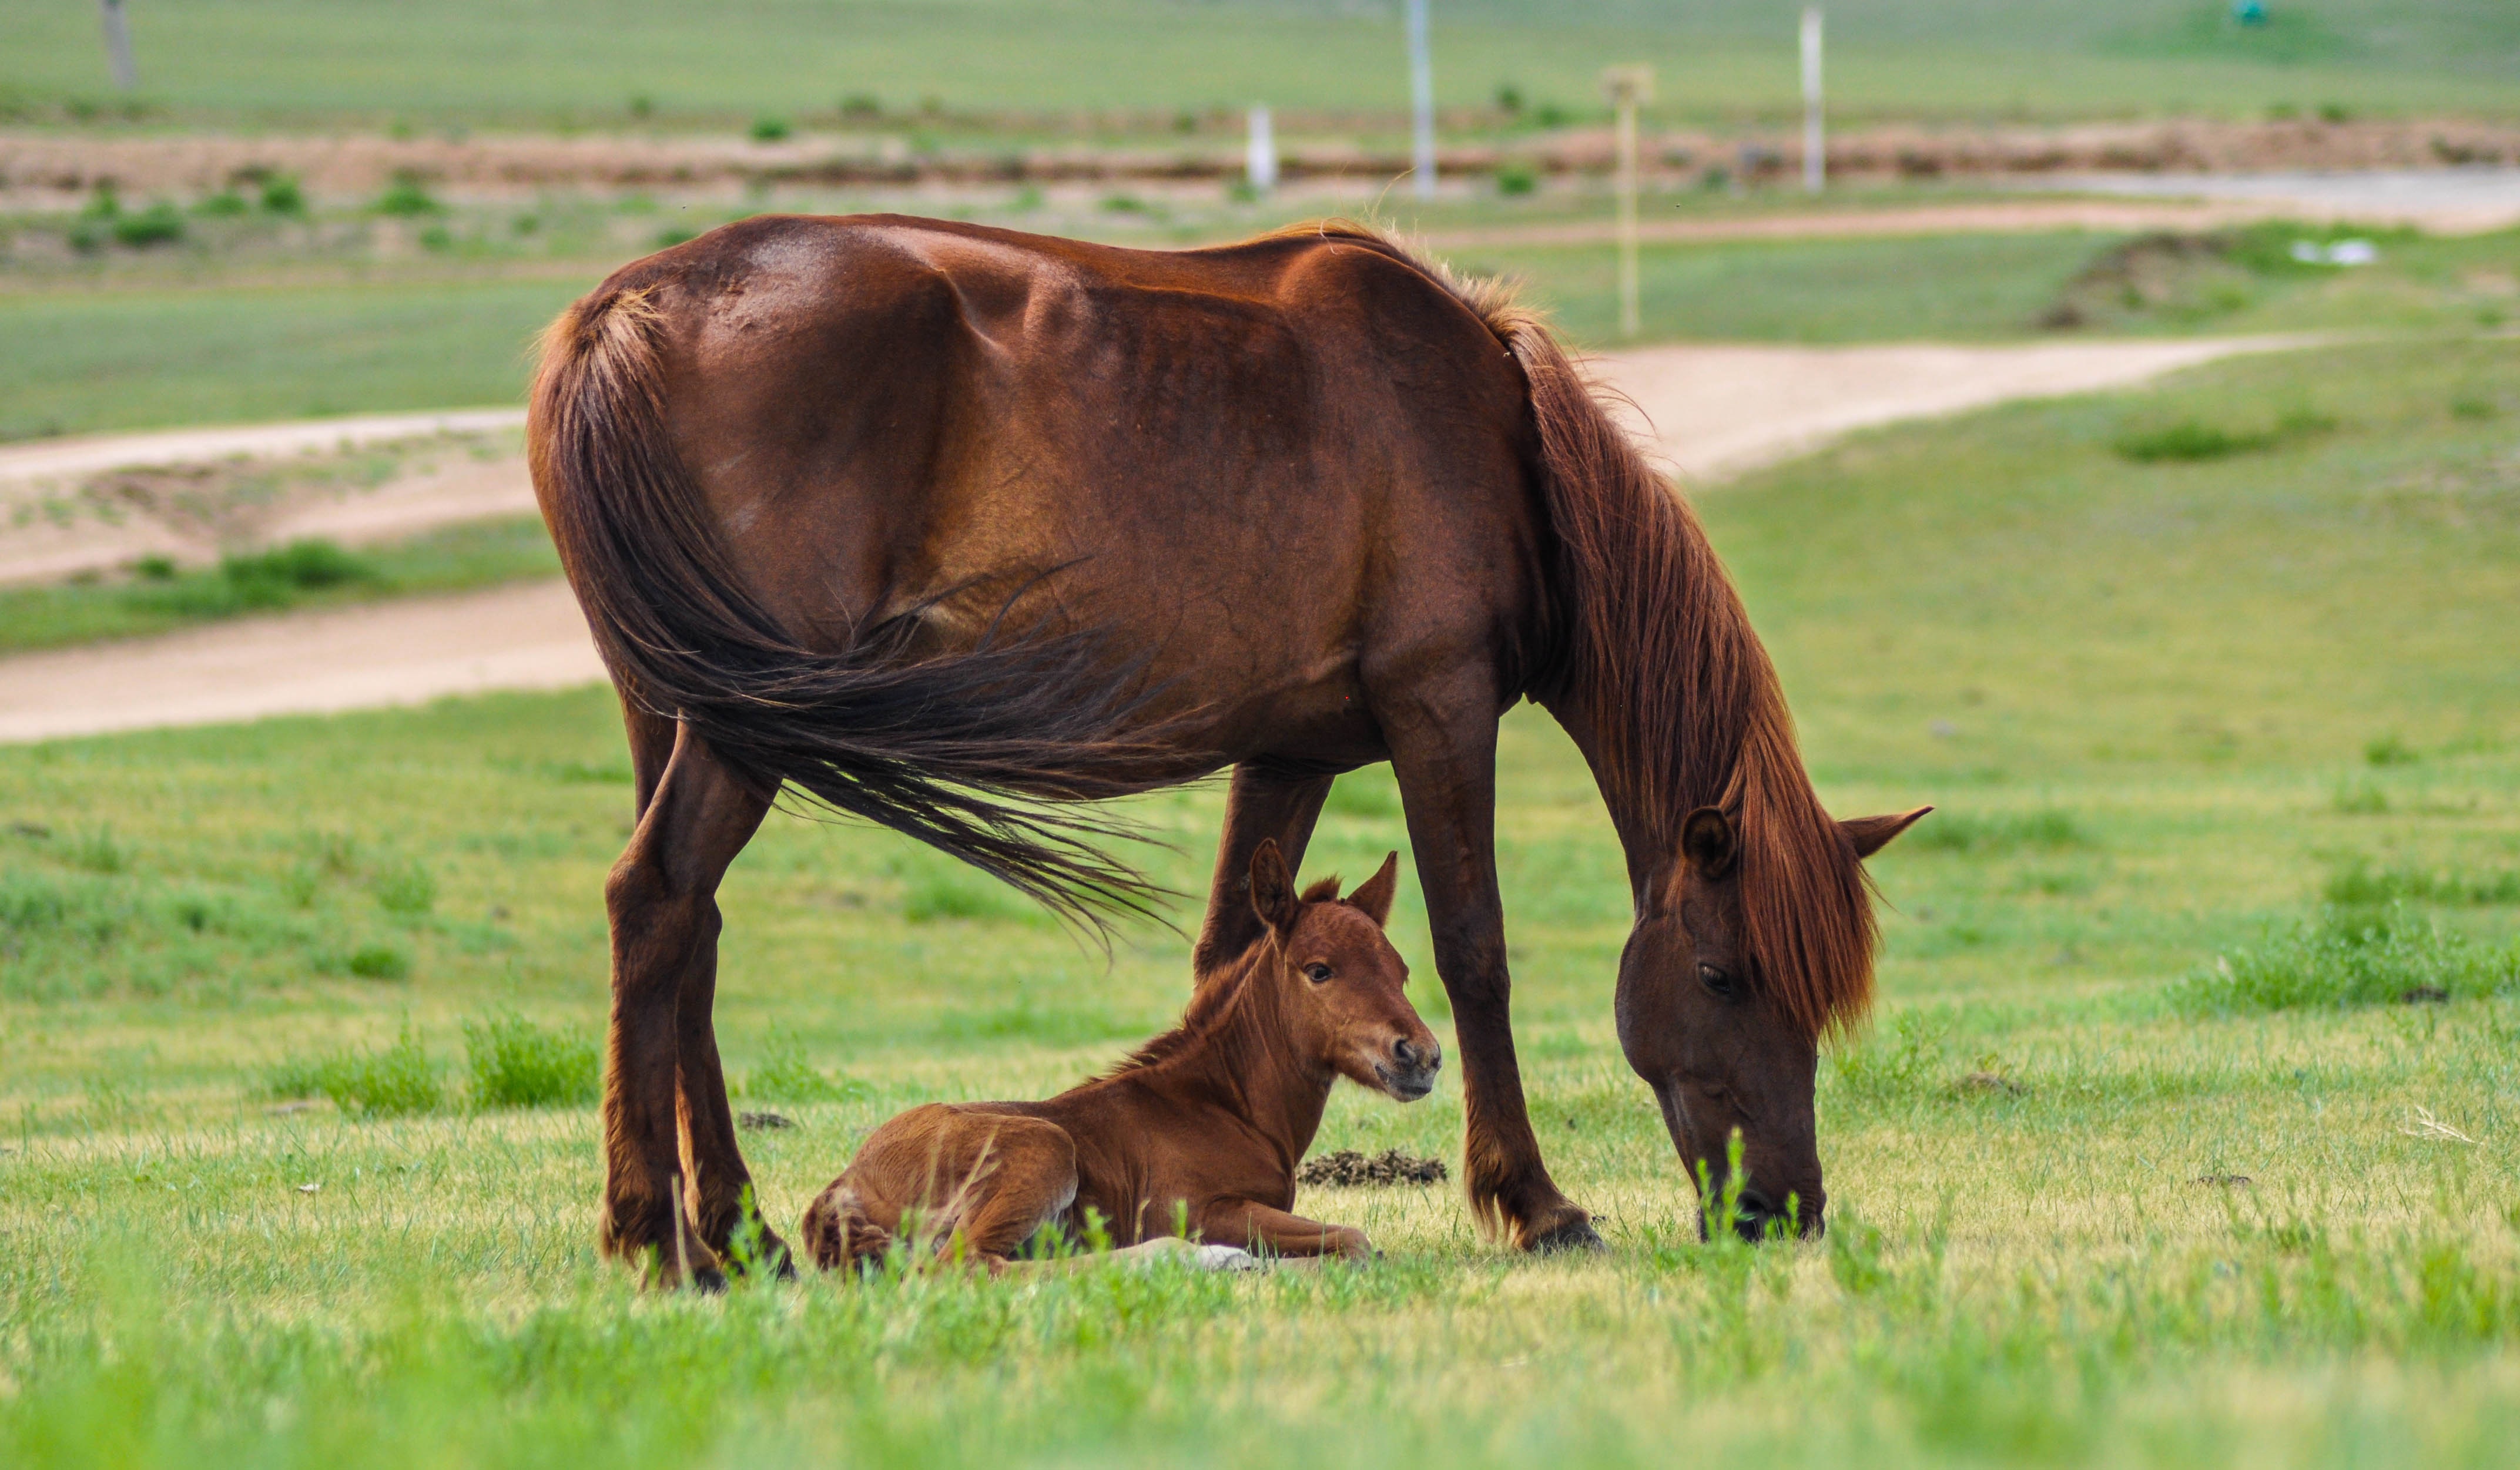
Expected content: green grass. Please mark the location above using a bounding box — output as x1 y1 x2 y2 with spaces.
0 518 561 653
6 221 2512 441
2 0 2515 127
0 278 581 442
4 338 2519 1465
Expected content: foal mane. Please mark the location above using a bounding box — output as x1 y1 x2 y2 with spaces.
1264 220 1878 1040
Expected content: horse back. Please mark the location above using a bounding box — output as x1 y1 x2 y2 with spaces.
594 214 1556 752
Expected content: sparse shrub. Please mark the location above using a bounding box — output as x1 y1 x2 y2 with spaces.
193 190 249 217
2325 860 2520 908
1905 809 2087 855
653 227 697 249
370 861 435 917
2116 419 2268 462
344 944 411 981
374 172 442 216
839 92 882 120
2364 735 2418 767
628 93 654 120
264 1025 444 1117
743 1037 866 1103
1829 1011 1949 1110
1494 83 1524 115
259 175 305 215
219 539 373 600
2170 905 2517 1013
464 1012 599 1109
1100 193 1147 214
68 827 128 875
2332 780 2389 815
417 224 454 251
749 115 791 143
111 202 185 247
1495 160 1539 196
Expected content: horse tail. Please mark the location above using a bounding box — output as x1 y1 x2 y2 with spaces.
799 1180 895 1276
528 283 1181 929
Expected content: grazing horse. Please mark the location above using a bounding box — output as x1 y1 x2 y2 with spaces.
802 841 1435 1273
530 214 1927 1286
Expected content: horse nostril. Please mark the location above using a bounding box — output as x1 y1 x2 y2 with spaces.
1392 1039 1419 1069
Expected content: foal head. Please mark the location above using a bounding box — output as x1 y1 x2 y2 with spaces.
1246 840 1440 1102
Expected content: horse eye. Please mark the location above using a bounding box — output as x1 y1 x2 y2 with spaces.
1698 963 1734 997
1305 963 1333 984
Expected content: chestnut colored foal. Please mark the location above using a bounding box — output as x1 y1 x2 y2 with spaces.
802 841 1439 1272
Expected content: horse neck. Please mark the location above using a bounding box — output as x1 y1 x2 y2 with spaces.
1533 489 1797 907
1168 944 1333 1166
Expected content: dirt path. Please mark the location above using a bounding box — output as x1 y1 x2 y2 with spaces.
0 335 2310 743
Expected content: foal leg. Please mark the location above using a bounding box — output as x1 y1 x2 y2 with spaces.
1196 1200 1373 1261
601 716 771 1287
1380 683 1601 1253
1191 764 1335 974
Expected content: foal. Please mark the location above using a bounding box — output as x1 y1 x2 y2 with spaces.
802 840 1439 1272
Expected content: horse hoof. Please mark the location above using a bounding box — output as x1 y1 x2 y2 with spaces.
689 1264 730 1294
1194 1244 1261 1273
1527 1216 1607 1254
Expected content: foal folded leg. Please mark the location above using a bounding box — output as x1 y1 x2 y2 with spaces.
601 716 770 1288
1195 1200 1373 1261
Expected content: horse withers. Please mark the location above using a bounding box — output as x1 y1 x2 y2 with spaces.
802 841 1437 1273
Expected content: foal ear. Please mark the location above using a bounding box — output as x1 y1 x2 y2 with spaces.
1682 807 1737 878
1842 806 1933 859
1345 851 1400 928
1248 839 1300 936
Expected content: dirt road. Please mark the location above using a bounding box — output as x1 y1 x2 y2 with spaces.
0 334 2307 743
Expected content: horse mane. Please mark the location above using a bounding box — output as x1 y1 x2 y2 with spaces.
1259 220 1878 1040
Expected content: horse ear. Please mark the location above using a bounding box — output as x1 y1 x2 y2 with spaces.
1682 807 1735 878
1345 851 1400 928
1248 838 1299 935
1842 806 1933 859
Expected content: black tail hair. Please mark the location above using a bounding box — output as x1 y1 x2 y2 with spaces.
530 285 1194 929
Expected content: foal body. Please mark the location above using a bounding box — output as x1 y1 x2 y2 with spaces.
803 844 1437 1271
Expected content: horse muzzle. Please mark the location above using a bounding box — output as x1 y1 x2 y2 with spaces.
1373 1037 1442 1101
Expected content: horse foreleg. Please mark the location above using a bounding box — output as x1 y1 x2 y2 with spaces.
1383 691 1603 1253
601 718 770 1288
1197 1200 1373 1260
1190 764 1335 975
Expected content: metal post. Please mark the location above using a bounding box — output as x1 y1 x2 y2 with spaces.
98 0 137 90
1601 66 1654 340
1246 104 1278 194
1801 7 1825 194
1406 0 1436 199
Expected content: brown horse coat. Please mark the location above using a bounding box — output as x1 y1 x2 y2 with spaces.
531 214 1925 1284
802 844 1436 1270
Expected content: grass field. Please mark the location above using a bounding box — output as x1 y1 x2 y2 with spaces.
2 335 2515 1465
4 0 2516 127
0 518 558 655
5 213 2515 439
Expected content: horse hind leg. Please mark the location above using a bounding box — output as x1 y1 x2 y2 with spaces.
935 1116 1079 1271
600 715 772 1288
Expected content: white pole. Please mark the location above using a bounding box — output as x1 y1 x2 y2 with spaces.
1601 66 1653 340
1406 0 1436 199
1801 7 1824 194
1246 104 1278 193
98 0 137 90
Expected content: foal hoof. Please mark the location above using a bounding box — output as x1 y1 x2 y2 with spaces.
1527 1216 1607 1254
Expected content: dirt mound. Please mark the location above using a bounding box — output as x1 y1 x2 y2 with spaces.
1296 1149 1448 1188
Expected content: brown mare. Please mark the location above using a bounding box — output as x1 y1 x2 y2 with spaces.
530 214 1928 1286
801 841 1436 1273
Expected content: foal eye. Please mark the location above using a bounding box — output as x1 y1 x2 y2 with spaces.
1698 963 1734 997
1304 963 1333 984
